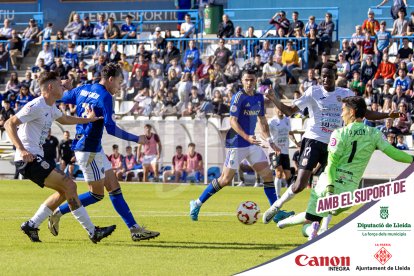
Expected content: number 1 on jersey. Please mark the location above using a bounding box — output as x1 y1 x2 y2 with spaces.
347 141 357 163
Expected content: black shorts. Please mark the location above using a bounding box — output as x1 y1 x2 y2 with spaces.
270 153 290 170
15 155 55 188
298 138 328 171
62 157 74 165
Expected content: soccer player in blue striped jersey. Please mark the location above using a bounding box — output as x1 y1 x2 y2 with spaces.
189 69 294 221
48 63 160 241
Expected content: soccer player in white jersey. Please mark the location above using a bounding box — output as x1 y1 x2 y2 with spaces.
277 96 413 240
48 63 160 241
189 69 294 222
263 62 398 224
5 71 116 243
268 107 300 198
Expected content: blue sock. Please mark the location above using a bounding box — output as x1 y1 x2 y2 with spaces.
109 188 137 228
195 171 201 182
264 181 277 205
59 191 103 214
198 178 221 204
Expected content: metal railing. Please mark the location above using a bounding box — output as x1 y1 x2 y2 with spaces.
339 35 414 51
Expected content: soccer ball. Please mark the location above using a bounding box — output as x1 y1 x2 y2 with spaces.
237 201 260 225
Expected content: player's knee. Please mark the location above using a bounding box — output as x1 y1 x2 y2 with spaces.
64 179 77 196
90 191 104 202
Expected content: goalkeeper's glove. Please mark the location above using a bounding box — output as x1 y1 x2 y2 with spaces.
323 184 334 197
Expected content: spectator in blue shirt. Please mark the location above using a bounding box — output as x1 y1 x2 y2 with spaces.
183 40 201 67
376 21 393 65
93 14 108 39
15 85 33 111
120 15 137 39
63 43 79 71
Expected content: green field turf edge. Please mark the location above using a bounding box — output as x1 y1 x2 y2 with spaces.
0 181 357 276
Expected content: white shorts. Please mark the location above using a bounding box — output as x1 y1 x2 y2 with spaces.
75 149 112 182
142 155 158 165
224 145 268 170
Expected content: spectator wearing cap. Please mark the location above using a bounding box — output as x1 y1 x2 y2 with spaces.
21 18 39 56
392 8 408 36
376 21 392 65
304 15 317 35
362 9 380 36
93 14 108 39
217 14 235 38
152 27 166 50
373 53 396 88
79 16 94 39
269 11 290 34
64 13 82 40
63 43 79 71
288 11 304 37
377 0 407 20
36 42 54 68
120 15 137 39
317 12 335 55
0 19 12 41
105 17 120 39
183 40 201 67
0 43 9 70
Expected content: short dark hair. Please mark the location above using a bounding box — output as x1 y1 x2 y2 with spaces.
342 96 367 119
188 142 196 148
241 69 256 78
321 61 337 72
112 144 119 149
38 71 59 88
126 145 132 150
144 124 152 129
101 63 123 80
176 145 182 150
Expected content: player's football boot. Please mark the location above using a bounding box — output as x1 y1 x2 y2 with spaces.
48 210 61 236
21 221 41 242
89 225 116 244
308 221 320 241
189 200 200 221
262 206 279 224
131 226 160 241
273 210 295 223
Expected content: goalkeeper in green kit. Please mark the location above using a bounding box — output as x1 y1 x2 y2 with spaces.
276 96 414 240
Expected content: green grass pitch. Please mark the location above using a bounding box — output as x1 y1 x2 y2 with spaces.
0 180 356 275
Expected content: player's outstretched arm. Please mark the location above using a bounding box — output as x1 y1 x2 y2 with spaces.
4 117 34 163
56 114 103 125
265 88 300 116
365 109 398 120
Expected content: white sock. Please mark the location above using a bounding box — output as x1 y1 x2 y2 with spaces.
54 208 63 217
274 186 295 209
29 204 52 228
129 224 140 230
320 214 332 232
304 222 319 238
195 199 202 207
71 206 95 236
277 212 306 229
274 178 281 198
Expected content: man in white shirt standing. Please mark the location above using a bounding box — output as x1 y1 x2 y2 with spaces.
180 14 195 38
5 71 116 243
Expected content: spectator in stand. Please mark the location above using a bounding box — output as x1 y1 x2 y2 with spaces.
5 72 20 96
223 56 240 83
120 15 137 39
183 40 201 67
50 57 67 79
152 27 167 50
128 68 149 98
29 72 40 97
7 30 22 71
134 44 152 62
76 60 88 84
164 29 176 40
167 58 182 78
250 54 264 77
317 12 335 54
209 62 227 90
149 54 163 75
351 25 365 46
269 10 290 34
21 18 39 56
396 134 409 150
342 39 360 74
175 0 194 31
392 84 410 108
89 55 107 83
392 8 408 36
160 89 179 115
396 37 413 65
362 9 380 36
407 12 414 35
54 30 67 57
214 38 232 69
63 43 79 71
93 14 108 39
304 15 317 36
217 14 235 38
108 144 125 181
394 67 411 92
359 32 377 64
361 55 377 84
336 51 350 83
78 16 94 39
377 0 407 20
262 53 284 86
36 22 53 44
230 26 245 58
180 13 194 38
20 71 32 88
166 69 180 90
0 43 9 70
196 56 213 84
105 17 120 39
373 53 396 88
132 87 152 115
138 124 162 182
15 85 33 111
149 68 163 96
379 83 393 106
281 41 299 84
244 26 259 58
349 71 365 96
93 42 109 62
108 44 121 63
0 19 12 40
258 40 274 64
184 143 203 183
163 145 187 183
288 11 304 37
42 129 59 166
36 42 54 68
176 72 192 109
183 57 197 75
376 21 392 65
64 13 82 40
58 131 75 178
162 41 180 68
0 100 15 132
123 146 140 181
381 118 400 137
299 68 317 93
394 102 412 134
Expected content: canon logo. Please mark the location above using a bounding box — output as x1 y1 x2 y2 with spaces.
295 254 350 267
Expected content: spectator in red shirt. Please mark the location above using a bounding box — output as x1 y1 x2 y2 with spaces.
373 53 396 88
269 11 290 34
131 54 149 78
163 145 187 183
362 9 380 36
359 32 377 62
